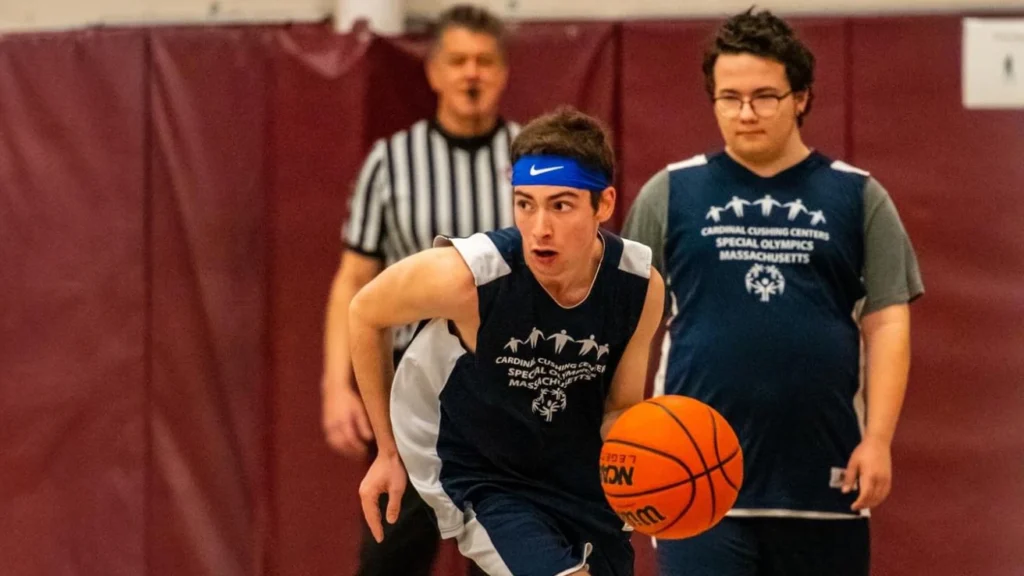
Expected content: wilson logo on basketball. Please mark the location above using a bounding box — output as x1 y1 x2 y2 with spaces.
599 396 744 539
600 464 635 486
618 505 666 527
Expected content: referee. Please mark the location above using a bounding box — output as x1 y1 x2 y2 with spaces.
321 5 516 576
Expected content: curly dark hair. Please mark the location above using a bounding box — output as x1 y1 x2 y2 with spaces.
510 106 615 209
702 8 816 125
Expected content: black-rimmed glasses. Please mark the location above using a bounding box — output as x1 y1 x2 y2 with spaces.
713 91 794 118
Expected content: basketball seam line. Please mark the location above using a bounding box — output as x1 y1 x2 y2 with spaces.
648 399 719 531
711 406 740 491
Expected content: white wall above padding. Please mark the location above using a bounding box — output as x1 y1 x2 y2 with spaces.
2 0 1023 33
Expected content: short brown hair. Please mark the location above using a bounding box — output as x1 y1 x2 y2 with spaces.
429 4 506 58
702 8 816 125
510 107 615 209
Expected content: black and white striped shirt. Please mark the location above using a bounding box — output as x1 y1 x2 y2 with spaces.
343 117 520 349
344 118 520 265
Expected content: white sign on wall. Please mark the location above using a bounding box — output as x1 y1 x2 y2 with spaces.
962 18 1024 109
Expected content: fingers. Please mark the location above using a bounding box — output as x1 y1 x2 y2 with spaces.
324 424 366 458
850 482 868 511
852 472 891 511
359 482 385 543
359 485 403 544
873 477 892 507
841 459 860 495
323 412 370 458
386 484 405 525
342 414 370 455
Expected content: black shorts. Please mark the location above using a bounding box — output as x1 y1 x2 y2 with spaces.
655 516 869 576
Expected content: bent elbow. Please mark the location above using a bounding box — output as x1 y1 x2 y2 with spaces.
348 287 378 331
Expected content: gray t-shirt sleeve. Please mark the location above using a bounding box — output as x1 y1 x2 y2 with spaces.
621 168 670 275
862 177 925 314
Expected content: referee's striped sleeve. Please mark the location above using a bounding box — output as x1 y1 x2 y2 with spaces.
343 140 387 257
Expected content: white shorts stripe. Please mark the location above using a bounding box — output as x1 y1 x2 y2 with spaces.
391 319 466 537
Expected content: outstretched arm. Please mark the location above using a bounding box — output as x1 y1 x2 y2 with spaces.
602 268 666 438
350 246 477 453
349 246 477 541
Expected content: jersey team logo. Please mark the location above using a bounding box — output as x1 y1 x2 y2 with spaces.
498 328 611 422
745 264 786 302
704 196 828 302
706 195 827 226
532 388 568 422
505 328 610 359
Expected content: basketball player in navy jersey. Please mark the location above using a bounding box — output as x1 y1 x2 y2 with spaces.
623 9 924 576
349 108 665 575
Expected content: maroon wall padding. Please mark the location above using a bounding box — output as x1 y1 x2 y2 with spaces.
0 30 147 576
505 22 619 124
148 27 270 576
265 26 476 576
1 15 1023 576
848 17 1024 576
266 27 375 576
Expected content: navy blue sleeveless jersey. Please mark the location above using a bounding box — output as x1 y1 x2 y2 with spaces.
662 151 868 517
391 227 652 549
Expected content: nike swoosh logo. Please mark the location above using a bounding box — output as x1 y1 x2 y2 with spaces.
529 165 564 176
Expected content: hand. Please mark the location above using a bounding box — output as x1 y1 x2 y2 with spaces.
322 382 374 458
843 436 893 511
358 451 408 543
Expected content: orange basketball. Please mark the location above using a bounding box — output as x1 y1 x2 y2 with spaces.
599 395 744 540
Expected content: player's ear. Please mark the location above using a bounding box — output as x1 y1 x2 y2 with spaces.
794 90 809 116
595 186 616 223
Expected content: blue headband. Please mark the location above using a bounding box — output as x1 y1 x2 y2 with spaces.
511 155 610 192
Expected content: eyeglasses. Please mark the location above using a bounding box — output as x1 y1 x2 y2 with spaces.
713 91 793 118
